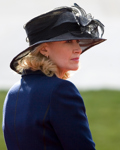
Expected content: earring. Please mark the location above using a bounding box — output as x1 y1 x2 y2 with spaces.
45 55 49 58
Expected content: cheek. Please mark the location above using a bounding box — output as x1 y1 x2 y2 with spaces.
54 55 68 65
48 44 71 67
50 53 70 68
49 49 68 63
49 52 60 63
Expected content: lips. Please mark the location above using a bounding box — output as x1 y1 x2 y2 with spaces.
71 57 79 61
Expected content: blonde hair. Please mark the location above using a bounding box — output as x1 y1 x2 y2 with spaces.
16 43 70 79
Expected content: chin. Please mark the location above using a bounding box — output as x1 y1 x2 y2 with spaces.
71 67 79 71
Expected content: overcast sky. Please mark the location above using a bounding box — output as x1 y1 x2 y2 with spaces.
0 0 120 90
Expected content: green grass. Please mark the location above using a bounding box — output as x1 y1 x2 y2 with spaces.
0 90 120 150
0 91 7 150
80 90 120 150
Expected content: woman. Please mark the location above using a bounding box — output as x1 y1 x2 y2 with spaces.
2 3 106 150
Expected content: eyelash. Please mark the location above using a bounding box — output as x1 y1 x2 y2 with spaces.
66 40 72 43
66 40 80 43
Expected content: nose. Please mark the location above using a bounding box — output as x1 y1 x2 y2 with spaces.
73 40 82 54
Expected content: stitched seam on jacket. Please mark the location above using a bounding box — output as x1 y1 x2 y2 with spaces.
14 84 22 150
43 103 51 150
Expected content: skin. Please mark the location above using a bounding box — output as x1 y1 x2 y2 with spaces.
40 40 82 78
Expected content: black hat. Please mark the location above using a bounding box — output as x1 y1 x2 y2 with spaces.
10 3 106 73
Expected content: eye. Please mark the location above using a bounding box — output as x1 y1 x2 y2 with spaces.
66 40 72 43
76 40 80 43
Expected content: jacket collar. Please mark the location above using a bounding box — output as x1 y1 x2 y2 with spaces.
22 69 45 76
22 69 57 78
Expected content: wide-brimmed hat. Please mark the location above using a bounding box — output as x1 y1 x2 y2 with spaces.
10 3 106 73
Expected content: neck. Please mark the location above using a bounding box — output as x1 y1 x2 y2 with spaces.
55 68 67 79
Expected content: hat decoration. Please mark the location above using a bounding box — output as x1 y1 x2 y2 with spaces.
72 3 104 38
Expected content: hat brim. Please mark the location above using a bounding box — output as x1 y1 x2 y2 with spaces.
10 31 106 73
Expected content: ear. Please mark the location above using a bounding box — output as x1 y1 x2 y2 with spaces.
39 43 49 57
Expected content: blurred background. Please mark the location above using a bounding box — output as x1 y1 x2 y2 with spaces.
0 0 120 149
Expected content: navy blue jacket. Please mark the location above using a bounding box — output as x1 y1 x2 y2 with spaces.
3 70 96 150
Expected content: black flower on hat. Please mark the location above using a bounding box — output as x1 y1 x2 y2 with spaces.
72 3 104 38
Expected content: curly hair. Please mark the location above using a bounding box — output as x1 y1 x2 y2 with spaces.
16 43 70 79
